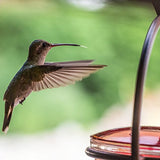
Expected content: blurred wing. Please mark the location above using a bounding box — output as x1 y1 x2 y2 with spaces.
28 60 106 91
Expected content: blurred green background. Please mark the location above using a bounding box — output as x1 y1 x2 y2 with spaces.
0 0 159 133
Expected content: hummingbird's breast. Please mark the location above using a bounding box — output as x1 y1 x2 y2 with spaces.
4 65 33 105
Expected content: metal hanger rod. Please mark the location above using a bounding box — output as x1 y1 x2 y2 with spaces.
131 15 160 160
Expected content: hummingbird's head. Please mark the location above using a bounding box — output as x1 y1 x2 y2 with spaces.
28 39 81 64
28 40 53 63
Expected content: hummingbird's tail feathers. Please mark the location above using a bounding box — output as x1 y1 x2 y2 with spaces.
45 60 94 67
31 64 106 92
2 101 13 133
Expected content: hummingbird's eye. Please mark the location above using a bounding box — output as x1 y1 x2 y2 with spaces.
42 42 47 48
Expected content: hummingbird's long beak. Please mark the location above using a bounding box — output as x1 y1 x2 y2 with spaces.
51 43 81 47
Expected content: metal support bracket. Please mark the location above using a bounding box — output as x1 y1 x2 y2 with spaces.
132 1 160 160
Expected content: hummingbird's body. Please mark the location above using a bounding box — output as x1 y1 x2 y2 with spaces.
4 63 32 106
2 40 106 133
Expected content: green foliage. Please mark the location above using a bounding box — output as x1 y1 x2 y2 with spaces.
0 2 158 133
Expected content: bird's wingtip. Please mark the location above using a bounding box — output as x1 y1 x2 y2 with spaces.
94 64 108 68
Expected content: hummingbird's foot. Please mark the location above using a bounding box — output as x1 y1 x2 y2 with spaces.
19 98 26 105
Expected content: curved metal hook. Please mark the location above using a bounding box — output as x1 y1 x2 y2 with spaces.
131 16 160 160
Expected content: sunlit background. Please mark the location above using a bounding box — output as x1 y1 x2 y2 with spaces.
0 0 160 159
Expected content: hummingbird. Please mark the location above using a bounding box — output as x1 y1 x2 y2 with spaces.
2 39 106 133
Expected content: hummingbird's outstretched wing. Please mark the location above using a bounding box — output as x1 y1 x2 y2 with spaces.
25 60 106 91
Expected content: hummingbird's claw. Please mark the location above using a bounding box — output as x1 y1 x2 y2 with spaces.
19 97 26 105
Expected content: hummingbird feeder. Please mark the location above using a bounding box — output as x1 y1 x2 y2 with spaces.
86 1 160 160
